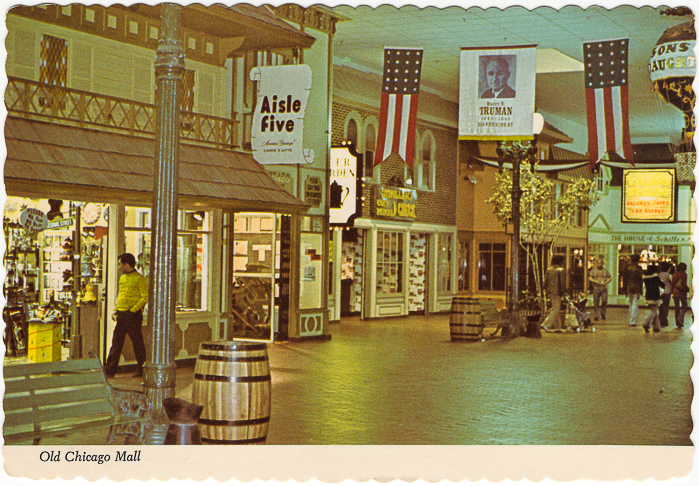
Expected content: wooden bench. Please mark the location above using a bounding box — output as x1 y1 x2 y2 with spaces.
3 356 151 445
479 299 508 336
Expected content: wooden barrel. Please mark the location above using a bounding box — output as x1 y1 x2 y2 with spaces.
449 297 483 341
192 342 271 444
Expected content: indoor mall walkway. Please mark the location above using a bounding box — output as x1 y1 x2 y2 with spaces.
13 306 693 446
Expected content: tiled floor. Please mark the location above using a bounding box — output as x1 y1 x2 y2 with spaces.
5 306 693 445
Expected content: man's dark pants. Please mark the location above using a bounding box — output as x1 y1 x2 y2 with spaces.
105 310 146 375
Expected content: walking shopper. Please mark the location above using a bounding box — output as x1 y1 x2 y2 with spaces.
671 262 690 329
589 258 611 321
658 261 672 328
104 252 149 378
624 254 644 326
642 263 664 333
541 255 565 332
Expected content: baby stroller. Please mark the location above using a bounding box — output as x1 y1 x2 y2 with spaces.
564 295 595 333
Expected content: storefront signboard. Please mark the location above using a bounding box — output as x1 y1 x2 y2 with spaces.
250 64 314 165
622 168 676 222
304 176 323 207
371 186 417 221
329 145 363 226
458 45 537 140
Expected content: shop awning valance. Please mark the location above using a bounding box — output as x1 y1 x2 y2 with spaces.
4 117 310 214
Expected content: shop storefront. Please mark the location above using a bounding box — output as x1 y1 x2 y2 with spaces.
4 117 310 365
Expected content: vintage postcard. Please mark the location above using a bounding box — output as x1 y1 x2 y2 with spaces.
1 0 696 483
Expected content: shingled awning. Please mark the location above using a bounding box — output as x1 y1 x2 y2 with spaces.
4 117 309 214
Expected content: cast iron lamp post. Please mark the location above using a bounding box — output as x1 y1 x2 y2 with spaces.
496 114 544 337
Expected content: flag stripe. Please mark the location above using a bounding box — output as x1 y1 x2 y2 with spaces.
611 86 624 157
391 95 404 155
603 87 616 156
620 85 633 161
585 88 599 167
403 94 420 167
375 92 391 166
595 89 606 163
398 94 411 161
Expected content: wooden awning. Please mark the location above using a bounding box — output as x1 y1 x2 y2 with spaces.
4 117 310 214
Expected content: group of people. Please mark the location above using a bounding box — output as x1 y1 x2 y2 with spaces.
624 255 690 333
539 254 690 333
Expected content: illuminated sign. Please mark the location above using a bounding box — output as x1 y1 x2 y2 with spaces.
372 186 417 221
622 168 676 223
329 146 363 226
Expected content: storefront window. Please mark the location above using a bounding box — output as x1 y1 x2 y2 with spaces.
617 243 678 294
458 240 470 291
377 231 404 295
437 233 452 293
300 216 324 309
125 207 210 311
478 243 506 291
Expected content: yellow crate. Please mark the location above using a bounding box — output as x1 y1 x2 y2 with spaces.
28 320 62 363
28 342 62 363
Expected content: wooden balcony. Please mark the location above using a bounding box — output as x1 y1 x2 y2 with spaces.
5 76 240 150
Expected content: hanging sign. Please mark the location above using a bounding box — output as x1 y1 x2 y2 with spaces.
622 168 676 222
19 208 48 233
250 64 314 165
649 39 696 83
329 145 363 226
458 45 536 140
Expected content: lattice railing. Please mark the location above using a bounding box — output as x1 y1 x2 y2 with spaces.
5 76 239 149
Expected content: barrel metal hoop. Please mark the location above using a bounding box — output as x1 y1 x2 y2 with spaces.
199 416 270 426
198 354 267 363
194 373 271 383
201 436 267 445
201 342 267 352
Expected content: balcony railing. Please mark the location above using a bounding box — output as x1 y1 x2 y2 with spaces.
5 76 240 150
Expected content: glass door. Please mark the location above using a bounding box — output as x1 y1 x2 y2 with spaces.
228 213 278 342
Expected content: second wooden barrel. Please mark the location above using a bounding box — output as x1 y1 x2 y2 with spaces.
192 342 271 444
449 297 483 341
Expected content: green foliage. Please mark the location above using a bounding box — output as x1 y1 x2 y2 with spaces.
486 165 600 309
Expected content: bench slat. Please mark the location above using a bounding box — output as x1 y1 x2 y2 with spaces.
3 414 150 443
5 370 107 394
3 358 103 378
4 383 110 411
5 399 116 428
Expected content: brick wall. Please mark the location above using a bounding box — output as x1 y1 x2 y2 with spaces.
331 101 457 227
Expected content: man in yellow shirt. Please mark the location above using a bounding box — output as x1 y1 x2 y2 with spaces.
104 253 148 378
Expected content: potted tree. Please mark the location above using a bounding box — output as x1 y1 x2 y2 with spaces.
518 290 543 338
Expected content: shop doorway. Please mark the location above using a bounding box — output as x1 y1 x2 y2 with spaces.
340 228 363 317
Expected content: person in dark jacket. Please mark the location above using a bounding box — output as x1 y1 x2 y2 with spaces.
671 262 690 329
658 261 673 328
625 254 644 326
541 255 565 332
642 263 664 333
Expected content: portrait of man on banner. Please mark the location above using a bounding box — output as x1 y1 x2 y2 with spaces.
458 45 536 140
479 55 517 99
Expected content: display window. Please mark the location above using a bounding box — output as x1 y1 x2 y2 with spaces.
617 243 678 294
125 207 211 312
377 231 404 295
300 216 324 309
478 242 506 291
437 233 453 293
4 197 108 360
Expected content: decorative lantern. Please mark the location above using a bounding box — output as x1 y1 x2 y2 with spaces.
649 15 696 150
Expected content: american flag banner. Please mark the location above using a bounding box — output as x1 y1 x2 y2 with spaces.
584 39 633 169
375 48 423 168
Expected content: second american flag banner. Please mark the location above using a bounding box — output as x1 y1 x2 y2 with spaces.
374 48 423 168
584 38 633 168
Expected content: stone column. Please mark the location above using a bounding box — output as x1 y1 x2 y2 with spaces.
144 3 184 445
